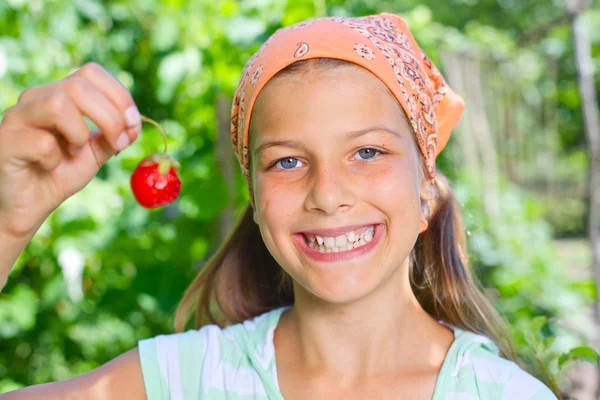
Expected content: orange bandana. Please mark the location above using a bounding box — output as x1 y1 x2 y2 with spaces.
231 12 464 205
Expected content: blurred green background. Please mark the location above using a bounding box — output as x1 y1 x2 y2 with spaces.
1 0 600 398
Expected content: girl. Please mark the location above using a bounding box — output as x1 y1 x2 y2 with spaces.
0 12 557 400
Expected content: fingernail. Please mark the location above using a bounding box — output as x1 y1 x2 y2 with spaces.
116 131 130 151
129 123 141 142
70 146 81 156
124 105 141 127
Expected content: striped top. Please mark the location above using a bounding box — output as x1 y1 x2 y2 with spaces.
138 306 557 399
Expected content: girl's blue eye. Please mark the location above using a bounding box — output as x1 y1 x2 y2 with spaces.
272 148 382 170
356 148 380 160
275 157 302 170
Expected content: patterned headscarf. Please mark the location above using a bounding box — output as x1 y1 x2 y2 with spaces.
231 12 465 207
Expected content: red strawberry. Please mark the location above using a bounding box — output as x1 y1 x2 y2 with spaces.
130 154 181 209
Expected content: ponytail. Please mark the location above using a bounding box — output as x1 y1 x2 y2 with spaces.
174 206 293 331
410 171 517 360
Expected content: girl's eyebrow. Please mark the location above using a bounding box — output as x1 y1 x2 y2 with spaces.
344 125 402 141
254 139 306 158
254 125 401 158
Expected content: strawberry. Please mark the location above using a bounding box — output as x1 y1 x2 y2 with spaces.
130 115 182 209
130 154 181 209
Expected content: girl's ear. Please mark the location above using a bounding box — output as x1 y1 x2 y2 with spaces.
419 177 435 233
253 209 259 224
419 212 429 233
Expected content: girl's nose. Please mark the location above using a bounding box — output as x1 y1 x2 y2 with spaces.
304 163 357 215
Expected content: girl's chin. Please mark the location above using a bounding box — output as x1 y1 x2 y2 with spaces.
295 269 382 305
307 287 378 307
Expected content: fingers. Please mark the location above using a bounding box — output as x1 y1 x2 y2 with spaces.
61 77 130 153
8 92 90 157
73 63 141 142
88 127 120 166
17 85 44 104
16 62 141 153
9 127 64 171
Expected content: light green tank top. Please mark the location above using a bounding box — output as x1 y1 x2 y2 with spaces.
138 306 557 399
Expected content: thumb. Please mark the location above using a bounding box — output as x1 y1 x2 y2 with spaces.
88 128 123 166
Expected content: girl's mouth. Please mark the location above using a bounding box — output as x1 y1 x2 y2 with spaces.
292 224 385 262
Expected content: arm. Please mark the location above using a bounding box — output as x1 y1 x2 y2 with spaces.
0 348 147 400
0 225 38 292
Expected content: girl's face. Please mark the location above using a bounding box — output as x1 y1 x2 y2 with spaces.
250 64 426 305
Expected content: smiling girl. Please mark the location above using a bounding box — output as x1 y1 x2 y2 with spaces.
0 12 556 400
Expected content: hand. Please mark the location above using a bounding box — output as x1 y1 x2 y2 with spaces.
0 62 141 239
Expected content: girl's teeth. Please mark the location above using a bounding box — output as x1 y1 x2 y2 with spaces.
305 225 378 254
323 236 335 248
347 231 357 242
335 235 347 247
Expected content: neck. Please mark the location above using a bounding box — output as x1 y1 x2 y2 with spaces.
275 262 454 382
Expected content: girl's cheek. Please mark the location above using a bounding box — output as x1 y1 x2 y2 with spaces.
354 159 414 193
256 169 308 196
255 175 302 219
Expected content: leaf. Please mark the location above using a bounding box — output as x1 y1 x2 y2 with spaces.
568 346 600 365
73 0 107 21
41 275 68 309
531 316 547 336
157 48 202 102
543 336 555 349
559 346 600 369
158 52 186 82
151 17 180 52
0 378 24 393
0 285 40 334
224 16 266 46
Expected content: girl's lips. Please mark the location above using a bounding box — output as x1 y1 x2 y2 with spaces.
293 223 385 263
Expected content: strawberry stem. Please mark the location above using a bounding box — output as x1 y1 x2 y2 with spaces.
140 115 168 154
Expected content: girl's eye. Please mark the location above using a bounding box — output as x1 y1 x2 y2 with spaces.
274 157 304 170
355 148 381 160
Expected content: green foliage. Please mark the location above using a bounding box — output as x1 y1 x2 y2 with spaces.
453 171 596 394
0 0 598 396
513 315 599 395
0 0 255 389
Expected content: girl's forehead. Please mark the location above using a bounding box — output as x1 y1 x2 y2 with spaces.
258 64 389 102
250 66 403 142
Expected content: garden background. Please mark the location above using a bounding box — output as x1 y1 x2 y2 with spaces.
1 0 600 398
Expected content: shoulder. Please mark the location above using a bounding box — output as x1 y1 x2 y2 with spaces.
137 324 225 400
438 329 558 400
137 306 288 400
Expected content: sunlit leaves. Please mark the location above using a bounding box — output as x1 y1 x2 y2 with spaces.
0 285 40 338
